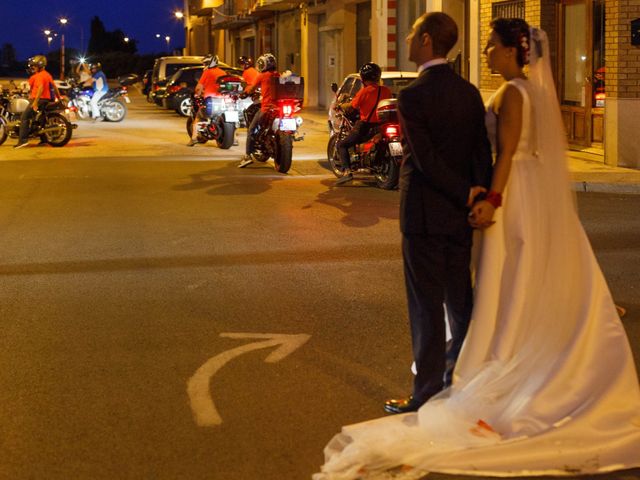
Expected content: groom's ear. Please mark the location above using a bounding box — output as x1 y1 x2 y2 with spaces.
421 32 431 47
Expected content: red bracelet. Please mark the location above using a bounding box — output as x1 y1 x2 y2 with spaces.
485 191 503 208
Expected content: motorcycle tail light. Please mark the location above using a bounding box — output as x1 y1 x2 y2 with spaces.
385 125 400 137
281 103 293 117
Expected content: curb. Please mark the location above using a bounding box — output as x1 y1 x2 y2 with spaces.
572 182 640 194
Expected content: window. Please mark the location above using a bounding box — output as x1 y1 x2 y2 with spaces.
491 0 525 20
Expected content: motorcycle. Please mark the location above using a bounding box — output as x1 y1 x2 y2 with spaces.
327 98 402 190
243 76 304 174
67 74 136 122
186 74 243 150
0 90 76 147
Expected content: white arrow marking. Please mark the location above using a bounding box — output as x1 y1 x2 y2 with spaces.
187 333 311 427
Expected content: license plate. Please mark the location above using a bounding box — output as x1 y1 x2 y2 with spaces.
224 110 239 123
123 96 131 104
389 142 403 156
279 118 297 131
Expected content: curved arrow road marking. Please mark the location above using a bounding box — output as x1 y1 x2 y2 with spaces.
187 333 311 427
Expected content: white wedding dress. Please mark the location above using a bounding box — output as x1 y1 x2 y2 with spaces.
314 31 640 480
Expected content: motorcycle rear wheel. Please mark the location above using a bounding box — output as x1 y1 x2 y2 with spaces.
216 121 235 150
186 117 208 144
43 113 72 147
274 132 293 174
374 152 401 190
103 99 127 122
0 117 7 146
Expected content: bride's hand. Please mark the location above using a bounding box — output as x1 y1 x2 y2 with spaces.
469 201 496 229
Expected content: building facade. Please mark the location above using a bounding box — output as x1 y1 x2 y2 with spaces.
183 0 640 168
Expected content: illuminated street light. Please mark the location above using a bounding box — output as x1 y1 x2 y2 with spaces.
174 11 184 19
44 29 51 36
59 17 68 80
47 36 53 49
165 35 171 51
155 33 161 38
124 37 130 43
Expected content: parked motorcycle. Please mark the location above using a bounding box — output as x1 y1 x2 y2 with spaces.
243 76 304 174
186 74 243 150
67 74 137 122
327 98 402 190
0 90 75 147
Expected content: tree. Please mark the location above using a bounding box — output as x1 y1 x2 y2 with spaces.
1 43 17 68
88 16 137 54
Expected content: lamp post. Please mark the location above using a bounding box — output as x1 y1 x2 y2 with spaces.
59 17 68 80
165 35 171 52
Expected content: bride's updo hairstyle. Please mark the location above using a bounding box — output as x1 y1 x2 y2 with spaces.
490 18 531 67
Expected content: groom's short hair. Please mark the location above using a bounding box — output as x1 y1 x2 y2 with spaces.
417 12 458 58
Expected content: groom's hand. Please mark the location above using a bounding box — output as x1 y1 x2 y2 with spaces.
467 186 487 207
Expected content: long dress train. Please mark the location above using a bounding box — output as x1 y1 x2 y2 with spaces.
313 54 640 480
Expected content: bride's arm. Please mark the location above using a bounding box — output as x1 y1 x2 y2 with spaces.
470 84 523 228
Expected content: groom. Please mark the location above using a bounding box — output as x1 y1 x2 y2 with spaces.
384 12 493 414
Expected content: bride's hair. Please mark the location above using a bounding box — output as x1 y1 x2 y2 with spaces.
490 18 531 67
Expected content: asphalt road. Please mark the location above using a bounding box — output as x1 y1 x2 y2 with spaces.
0 87 638 480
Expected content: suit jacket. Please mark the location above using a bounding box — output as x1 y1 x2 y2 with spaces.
398 64 493 235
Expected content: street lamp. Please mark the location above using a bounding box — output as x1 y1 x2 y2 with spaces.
174 11 184 19
165 35 171 51
124 37 130 43
59 17 68 80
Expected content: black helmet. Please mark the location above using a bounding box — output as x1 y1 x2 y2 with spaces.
359 62 382 83
90 62 102 71
256 53 276 73
238 56 254 69
28 55 47 70
203 54 219 69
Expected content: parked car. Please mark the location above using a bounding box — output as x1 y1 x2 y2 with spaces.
327 71 418 134
149 56 204 105
162 63 243 116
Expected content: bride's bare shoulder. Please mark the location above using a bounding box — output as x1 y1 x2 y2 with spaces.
494 82 523 115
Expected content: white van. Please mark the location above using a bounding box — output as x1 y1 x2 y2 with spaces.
151 56 204 87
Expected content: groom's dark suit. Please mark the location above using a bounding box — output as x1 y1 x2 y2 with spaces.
398 63 492 405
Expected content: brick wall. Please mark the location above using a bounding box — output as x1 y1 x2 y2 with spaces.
606 0 640 99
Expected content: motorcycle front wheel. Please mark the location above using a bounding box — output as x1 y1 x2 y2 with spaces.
216 121 235 150
43 113 72 147
274 131 293 174
0 117 7 146
186 117 207 144
374 151 401 190
327 134 346 178
103 100 127 122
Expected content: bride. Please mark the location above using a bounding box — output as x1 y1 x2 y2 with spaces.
314 18 640 479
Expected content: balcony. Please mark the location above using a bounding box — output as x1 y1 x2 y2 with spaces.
250 0 302 12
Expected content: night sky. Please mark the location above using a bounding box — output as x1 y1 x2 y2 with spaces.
0 0 186 61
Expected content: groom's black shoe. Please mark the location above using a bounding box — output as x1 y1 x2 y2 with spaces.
384 396 422 414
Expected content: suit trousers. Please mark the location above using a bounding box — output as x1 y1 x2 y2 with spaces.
402 230 473 404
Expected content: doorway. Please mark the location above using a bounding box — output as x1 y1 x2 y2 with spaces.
558 0 605 147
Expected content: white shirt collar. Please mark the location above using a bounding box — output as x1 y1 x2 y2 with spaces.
418 58 448 73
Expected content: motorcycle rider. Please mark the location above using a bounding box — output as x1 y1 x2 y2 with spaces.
238 53 280 168
90 62 108 121
334 62 392 185
15 55 61 149
187 54 228 147
238 56 259 87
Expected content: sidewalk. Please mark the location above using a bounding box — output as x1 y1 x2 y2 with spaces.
301 108 640 194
